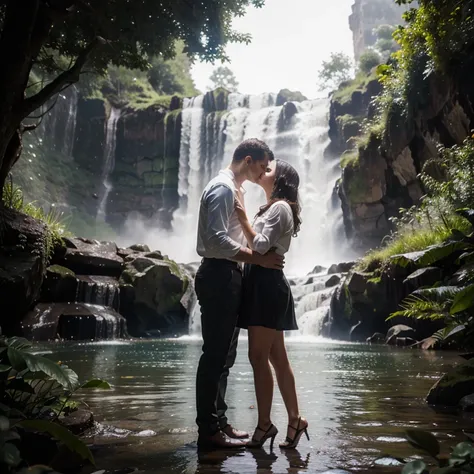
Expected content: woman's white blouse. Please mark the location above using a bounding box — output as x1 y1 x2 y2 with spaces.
251 200 294 256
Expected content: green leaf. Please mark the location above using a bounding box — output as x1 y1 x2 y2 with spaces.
7 350 79 391
0 442 22 467
81 379 111 390
17 419 94 465
392 241 471 268
5 337 32 351
0 416 9 432
6 378 35 394
0 364 11 373
406 429 440 458
444 324 467 340
7 347 27 372
452 442 474 459
0 430 21 444
402 460 428 474
451 285 474 314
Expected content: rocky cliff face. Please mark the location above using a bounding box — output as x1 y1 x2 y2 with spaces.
330 68 474 250
349 0 410 61
107 103 182 229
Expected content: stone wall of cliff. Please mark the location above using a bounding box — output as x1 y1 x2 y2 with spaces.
329 64 474 250
349 0 410 61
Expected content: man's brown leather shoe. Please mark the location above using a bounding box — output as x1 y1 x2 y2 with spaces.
221 424 249 439
197 431 246 450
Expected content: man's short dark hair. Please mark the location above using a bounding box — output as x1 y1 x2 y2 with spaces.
232 138 272 162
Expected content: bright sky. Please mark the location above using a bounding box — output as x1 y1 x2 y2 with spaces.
191 0 355 99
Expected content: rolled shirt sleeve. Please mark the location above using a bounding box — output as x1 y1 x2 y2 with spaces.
205 184 242 257
252 202 292 255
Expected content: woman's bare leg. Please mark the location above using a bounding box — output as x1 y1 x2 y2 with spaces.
248 326 277 434
269 331 308 439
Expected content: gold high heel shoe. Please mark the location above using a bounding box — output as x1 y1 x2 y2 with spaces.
279 417 309 449
246 424 279 450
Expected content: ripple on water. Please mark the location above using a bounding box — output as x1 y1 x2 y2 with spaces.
39 339 470 474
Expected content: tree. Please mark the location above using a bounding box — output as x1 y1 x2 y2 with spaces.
358 50 383 74
317 52 353 91
147 42 200 97
209 66 239 92
0 0 264 196
373 24 398 58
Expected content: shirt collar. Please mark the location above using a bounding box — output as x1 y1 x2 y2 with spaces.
219 168 246 195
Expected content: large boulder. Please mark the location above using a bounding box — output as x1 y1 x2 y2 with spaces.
426 358 474 406
0 209 48 334
53 237 124 277
41 265 78 302
22 302 126 341
119 253 191 336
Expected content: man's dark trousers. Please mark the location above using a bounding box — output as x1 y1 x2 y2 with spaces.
195 258 242 437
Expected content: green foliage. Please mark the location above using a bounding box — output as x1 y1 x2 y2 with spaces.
82 41 200 109
340 150 359 169
29 1 266 77
386 222 474 348
421 138 474 212
0 336 110 472
361 136 474 270
358 49 383 74
209 66 239 92
397 429 474 473
318 52 353 91
359 215 471 270
1 178 70 263
332 71 378 105
374 24 396 41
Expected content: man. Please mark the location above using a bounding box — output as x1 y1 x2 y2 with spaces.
195 138 284 450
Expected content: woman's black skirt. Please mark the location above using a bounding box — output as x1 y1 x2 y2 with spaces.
237 263 298 331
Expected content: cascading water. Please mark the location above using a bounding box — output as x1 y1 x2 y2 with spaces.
62 85 78 157
162 92 356 337
97 107 121 220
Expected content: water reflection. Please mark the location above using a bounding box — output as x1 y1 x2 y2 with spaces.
39 339 470 473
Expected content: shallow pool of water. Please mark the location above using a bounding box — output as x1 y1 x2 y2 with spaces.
38 337 473 473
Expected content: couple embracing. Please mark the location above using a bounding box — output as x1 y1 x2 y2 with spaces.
194 138 309 451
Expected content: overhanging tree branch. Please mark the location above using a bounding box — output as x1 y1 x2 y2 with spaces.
21 36 103 118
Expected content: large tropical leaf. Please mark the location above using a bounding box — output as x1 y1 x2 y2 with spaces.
391 241 471 268
80 379 111 390
17 419 94 464
412 286 462 301
401 460 428 474
0 442 21 467
6 350 79 392
3 337 32 351
450 284 474 314
406 429 440 458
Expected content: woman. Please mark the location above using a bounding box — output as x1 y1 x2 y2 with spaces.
234 159 309 450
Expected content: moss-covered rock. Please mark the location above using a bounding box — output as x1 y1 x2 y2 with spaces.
275 89 307 106
203 87 230 112
426 358 474 406
0 208 48 335
41 265 78 303
118 252 190 336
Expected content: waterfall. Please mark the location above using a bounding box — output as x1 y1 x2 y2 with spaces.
36 86 79 157
168 93 354 273
75 276 120 312
158 91 357 337
97 107 121 220
62 85 78 157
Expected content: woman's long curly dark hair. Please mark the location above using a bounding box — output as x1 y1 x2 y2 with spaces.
256 159 302 236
